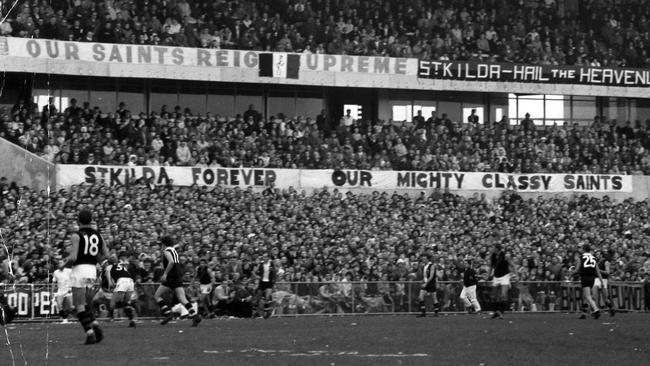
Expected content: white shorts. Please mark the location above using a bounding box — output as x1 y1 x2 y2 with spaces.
115 278 135 293
593 278 608 289
200 284 212 295
493 274 511 287
70 264 97 288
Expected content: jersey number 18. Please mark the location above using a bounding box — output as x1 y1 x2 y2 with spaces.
82 234 100 256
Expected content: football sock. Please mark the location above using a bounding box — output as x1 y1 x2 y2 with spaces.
124 303 135 320
419 300 426 315
158 300 171 316
433 302 440 313
77 311 94 334
581 303 588 314
59 310 67 319
184 302 196 316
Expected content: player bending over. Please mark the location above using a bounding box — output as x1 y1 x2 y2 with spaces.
571 244 603 319
52 259 73 323
108 251 137 327
417 253 440 317
154 236 201 327
66 209 109 344
488 242 516 319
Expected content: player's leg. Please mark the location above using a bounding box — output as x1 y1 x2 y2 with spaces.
600 280 614 316
460 286 472 313
55 294 68 322
72 286 98 344
468 285 481 313
498 282 510 317
263 287 274 318
417 289 427 317
118 290 137 327
173 287 201 326
490 279 500 318
583 286 600 318
154 285 174 323
431 290 440 315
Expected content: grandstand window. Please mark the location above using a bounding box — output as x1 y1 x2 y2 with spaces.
462 107 484 124
495 108 504 122
391 104 435 122
343 104 363 120
508 93 567 126
33 94 68 113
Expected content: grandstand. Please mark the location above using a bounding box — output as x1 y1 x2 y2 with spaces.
1 0 650 365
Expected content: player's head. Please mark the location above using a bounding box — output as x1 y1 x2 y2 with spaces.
56 259 65 269
78 209 92 225
161 236 174 247
582 243 591 253
199 259 207 267
494 242 503 253
464 255 474 263
118 251 128 261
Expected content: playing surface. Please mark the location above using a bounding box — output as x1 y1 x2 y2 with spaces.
1 313 648 366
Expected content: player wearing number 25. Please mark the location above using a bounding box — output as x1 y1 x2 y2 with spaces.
66 209 110 345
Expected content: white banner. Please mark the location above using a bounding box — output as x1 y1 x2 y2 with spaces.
2 37 647 97
3 37 416 75
302 169 632 192
56 165 300 189
56 165 632 193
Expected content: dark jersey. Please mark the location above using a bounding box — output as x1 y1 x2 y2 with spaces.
579 252 597 277
491 252 510 277
75 227 104 266
463 267 478 287
197 267 212 285
598 258 610 279
111 261 134 281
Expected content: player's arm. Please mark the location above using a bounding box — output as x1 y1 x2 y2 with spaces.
99 233 110 261
209 270 216 287
107 265 115 288
65 233 80 266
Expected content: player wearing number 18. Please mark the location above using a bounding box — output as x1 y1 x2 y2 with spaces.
66 209 110 345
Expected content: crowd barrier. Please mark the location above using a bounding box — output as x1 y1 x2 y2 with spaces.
1 281 648 320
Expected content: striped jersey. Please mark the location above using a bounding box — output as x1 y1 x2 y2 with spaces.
162 247 180 268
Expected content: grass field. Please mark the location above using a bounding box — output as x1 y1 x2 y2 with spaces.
1 313 649 366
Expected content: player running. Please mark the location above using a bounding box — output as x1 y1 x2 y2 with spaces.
417 253 440 317
571 244 604 319
66 209 109 344
460 256 481 314
488 242 516 319
108 251 137 328
154 236 201 326
195 259 215 317
52 259 73 323
593 248 615 316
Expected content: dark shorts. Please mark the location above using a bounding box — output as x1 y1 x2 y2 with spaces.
162 274 184 289
581 276 595 288
259 281 274 291
423 282 436 293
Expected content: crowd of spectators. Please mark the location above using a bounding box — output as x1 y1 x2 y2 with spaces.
1 0 650 68
1 177 649 289
3 99 650 175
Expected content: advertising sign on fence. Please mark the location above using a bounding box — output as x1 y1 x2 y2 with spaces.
2 282 647 320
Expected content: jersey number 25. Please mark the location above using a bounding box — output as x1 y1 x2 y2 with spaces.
582 254 596 268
